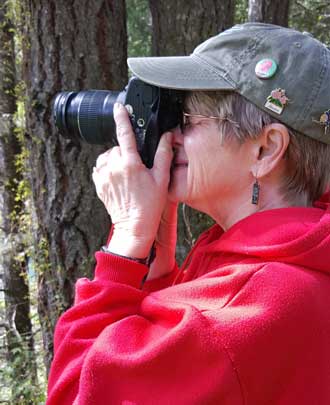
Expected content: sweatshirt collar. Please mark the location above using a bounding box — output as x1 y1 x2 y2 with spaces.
202 197 330 274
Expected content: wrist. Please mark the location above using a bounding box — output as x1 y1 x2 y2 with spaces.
101 246 149 265
107 232 154 259
146 242 175 280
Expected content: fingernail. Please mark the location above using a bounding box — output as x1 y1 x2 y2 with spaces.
114 102 122 112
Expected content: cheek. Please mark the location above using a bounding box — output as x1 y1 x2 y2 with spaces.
186 140 217 195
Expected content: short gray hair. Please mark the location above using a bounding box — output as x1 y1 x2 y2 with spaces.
185 91 330 205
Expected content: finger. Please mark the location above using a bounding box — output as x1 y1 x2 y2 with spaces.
161 200 178 224
95 147 118 170
156 201 178 248
113 103 141 163
152 132 174 181
92 170 104 200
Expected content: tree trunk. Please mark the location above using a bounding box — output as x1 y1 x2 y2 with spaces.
248 0 290 27
22 0 127 373
149 0 236 56
148 0 235 262
0 0 37 402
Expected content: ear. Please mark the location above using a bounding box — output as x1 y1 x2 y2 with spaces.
251 123 290 178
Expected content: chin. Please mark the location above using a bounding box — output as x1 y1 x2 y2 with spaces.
168 180 189 203
168 171 188 202
168 188 185 203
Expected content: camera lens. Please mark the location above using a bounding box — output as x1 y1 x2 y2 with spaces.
53 90 120 145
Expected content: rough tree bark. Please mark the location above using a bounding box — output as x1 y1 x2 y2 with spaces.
248 0 290 27
148 0 236 262
0 0 37 401
149 0 236 55
22 0 127 373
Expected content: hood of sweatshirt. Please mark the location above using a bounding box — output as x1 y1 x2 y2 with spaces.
199 192 330 275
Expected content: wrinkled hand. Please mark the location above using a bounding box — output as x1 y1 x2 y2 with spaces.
92 103 174 258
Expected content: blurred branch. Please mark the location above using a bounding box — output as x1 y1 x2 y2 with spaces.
295 0 329 13
0 322 10 331
295 1 308 11
181 204 194 248
1 306 22 343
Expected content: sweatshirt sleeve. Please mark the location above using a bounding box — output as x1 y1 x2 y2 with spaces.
46 251 242 405
141 262 180 292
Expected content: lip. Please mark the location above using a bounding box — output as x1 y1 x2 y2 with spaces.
172 161 188 169
173 157 188 165
172 151 188 169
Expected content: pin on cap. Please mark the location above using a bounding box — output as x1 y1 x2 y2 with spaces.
128 23 330 144
255 58 277 79
265 88 289 115
314 109 330 134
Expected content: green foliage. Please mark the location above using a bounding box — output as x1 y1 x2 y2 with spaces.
0 93 46 402
126 0 152 57
235 0 248 24
0 341 45 404
290 0 330 44
0 2 46 402
6 0 25 66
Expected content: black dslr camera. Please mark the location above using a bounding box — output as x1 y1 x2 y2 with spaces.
53 77 183 168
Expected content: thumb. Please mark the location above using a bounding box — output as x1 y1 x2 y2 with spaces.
152 132 173 181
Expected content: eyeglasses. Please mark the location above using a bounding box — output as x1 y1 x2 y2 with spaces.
181 112 239 132
182 112 240 126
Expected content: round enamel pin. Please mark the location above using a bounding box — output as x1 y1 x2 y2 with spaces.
255 58 277 79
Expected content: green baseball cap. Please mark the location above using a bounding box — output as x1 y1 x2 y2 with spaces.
128 23 330 144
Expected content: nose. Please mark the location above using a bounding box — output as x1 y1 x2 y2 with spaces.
171 126 184 147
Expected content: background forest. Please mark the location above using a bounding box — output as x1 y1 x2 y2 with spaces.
0 0 329 403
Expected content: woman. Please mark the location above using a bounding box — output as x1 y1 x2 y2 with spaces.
47 23 330 404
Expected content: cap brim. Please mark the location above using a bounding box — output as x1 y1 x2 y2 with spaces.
127 55 236 91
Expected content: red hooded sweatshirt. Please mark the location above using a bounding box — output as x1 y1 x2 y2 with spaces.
47 197 330 405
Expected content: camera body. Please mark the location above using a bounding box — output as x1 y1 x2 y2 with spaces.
53 77 183 168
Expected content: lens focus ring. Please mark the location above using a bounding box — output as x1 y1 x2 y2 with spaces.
77 91 110 143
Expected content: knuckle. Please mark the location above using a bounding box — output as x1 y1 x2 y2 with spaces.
116 123 130 138
111 146 120 155
95 153 106 167
124 144 136 154
95 147 119 168
123 160 143 173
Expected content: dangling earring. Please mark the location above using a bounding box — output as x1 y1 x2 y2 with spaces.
252 178 260 205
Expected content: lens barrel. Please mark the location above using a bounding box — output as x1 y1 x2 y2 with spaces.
53 77 183 168
53 90 119 145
